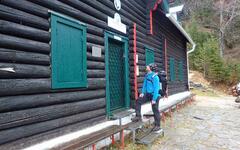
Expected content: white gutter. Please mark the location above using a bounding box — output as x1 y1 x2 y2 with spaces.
166 13 196 90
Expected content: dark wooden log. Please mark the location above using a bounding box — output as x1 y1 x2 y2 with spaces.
1 0 49 18
87 43 105 54
0 89 105 112
87 52 105 62
87 61 105 69
129 60 145 66
0 4 49 30
130 66 145 73
0 98 105 130
0 20 50 42
0 115 105 150
87 24 104 37
121 2 145 25
131 77 144 85
81 0 115 18
59 0 107 22
0 78 105 96
0 109 105 145
87 34 104 46
0 34 50 54
128 0 145 14
30 0 107 29
0 48 50 65
0 63 50 78
0 79 51 96
87 70 105 78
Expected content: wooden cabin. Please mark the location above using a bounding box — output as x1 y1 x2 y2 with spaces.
0 0 195 149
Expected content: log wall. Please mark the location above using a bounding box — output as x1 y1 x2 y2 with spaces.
0 0 189 148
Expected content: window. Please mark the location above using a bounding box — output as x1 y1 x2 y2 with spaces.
169 58 175 81
178 61 184 81
51 13 87 89
145 47 154 65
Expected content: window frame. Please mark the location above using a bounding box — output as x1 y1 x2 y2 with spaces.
178 61 184 81
145 46 155 65
169 57 175 81
51 12 87 89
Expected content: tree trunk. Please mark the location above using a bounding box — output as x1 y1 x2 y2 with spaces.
219 0 224 57
219 30 224 57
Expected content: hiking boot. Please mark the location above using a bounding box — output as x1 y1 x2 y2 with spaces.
131 116 142 122
152 126 163 133
235 97 240 103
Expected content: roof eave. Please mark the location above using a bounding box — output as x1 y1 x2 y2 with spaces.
166 13 196 53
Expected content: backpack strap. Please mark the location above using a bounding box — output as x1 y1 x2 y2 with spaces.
146 73 158 84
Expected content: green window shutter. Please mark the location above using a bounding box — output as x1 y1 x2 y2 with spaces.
51 13 87 89
145 47 154 65
178 61 183 81
170 58 175 81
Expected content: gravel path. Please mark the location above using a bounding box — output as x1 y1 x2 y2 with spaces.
153 96 240 150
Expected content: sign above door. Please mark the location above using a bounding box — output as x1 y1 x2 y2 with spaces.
107 0 126 34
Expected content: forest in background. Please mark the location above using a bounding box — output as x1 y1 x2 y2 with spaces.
175 0 240 85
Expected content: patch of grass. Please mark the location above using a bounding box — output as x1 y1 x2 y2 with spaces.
106 134 148 150
191 88 219 97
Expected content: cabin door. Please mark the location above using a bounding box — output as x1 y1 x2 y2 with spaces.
105 31 130 116
108 38 125 111
104 31 130 117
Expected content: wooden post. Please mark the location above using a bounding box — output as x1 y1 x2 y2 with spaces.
120 130 124 150
92 144 96 150
133 23 138 100
111 134 115 145
164 38 168 98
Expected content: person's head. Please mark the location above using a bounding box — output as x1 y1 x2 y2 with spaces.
146 63 158 73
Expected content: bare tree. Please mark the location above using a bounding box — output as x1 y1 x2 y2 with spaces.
182 0 240 57
217 0 240 57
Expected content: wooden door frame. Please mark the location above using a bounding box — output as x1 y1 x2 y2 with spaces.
104 31 130 117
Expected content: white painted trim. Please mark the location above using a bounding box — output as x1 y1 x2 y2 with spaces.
107 14 126 34
166 14 195 47
169 5 184 13
24 91 191 150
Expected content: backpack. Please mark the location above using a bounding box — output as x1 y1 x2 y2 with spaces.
158 72 168 97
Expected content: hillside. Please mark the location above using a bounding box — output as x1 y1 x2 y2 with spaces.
177 0 240 60
225 45 240 62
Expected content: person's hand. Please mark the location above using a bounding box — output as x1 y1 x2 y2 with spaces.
151 100 156 105
139 93 144 98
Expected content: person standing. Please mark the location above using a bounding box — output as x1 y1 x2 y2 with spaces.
131 63 162 133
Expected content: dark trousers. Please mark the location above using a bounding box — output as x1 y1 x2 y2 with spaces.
135 93 161 127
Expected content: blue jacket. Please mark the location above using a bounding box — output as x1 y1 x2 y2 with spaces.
141 72 161 101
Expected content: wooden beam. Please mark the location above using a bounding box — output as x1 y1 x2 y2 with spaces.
0 20 50 42
0 78 106 96
0 34 50 54
0 89 105 112
0 98 105 130
1 0 49 18
0 48 50 65
0 4 49 30
0 109 105 145
0 63 50 78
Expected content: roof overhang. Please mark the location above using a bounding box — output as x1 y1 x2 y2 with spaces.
166 13 196 53
169 5 184 13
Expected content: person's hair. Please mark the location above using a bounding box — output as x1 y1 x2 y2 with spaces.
148 63 158 72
